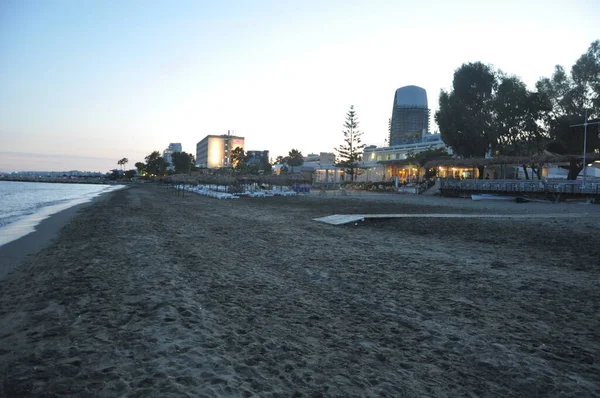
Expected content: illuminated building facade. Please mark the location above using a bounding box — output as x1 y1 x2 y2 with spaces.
196 133 244 168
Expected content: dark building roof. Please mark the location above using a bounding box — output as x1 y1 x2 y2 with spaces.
394 85 428 109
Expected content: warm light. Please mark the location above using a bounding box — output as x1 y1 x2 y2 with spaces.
208 137 224 168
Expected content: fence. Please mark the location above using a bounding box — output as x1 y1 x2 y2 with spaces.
439 179 600 196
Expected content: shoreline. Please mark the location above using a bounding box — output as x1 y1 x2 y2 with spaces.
0 187 124 281
0 177 120 185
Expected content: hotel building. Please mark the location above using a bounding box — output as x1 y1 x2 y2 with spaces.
196 133 244 168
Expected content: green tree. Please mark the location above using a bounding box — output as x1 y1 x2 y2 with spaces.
336 105 365 181
171 151 194 173
571 40 600 111
406 147 451 180
109 170 121 180
124 169 137 179
231 147 247 169
536 40 600 179
135 162 146 173
435 62 497 172
406 147 450 168
145 151 168 176
286 149 304 167
274 155 285 164
492 74 552 179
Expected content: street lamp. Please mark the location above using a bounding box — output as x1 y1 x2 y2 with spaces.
570 110 600 190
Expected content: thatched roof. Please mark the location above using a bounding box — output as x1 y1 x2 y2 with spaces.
163 171 311 186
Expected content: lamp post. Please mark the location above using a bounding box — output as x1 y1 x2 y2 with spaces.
570 110 600 190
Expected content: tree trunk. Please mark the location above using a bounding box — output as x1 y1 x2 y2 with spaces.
532 164 542 180
477 166 484 179
522 165 529 180
567 159 583 180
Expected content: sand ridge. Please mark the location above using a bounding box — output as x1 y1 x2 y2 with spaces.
0 184 599 397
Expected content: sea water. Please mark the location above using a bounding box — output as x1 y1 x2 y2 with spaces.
0 181 124 246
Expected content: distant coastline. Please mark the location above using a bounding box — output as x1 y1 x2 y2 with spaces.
0 176 118 185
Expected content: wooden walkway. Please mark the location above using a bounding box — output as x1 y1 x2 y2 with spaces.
313 213 587 226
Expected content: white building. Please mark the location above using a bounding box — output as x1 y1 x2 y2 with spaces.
196 133 244 168
304 152 336 165
363 134 446 163
163 143 182 170
356 134 450 182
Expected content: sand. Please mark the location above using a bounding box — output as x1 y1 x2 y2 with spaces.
0 184 599 397
0 192 116 281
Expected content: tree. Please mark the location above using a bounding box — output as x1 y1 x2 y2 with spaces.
435 63 498 175
170 151 194 174
406 147 451 168
546 115 600 179
144 151 168 176
493 74 552 179
257 162 272 174
286 149 304 167
109 170 121 180
135 162 146 173
571 40 600 111
274 155 285 165
406 147 451 179
231 147 247 169
336 105 365 181
117 158 128 171
124 169 137 179
536 40 600 179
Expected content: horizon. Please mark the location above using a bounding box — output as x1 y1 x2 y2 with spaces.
1 1 598 172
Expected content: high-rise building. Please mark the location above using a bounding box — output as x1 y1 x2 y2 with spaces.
163 143 182 170
196 133 244 168
246 150 269 166
390 86 430 146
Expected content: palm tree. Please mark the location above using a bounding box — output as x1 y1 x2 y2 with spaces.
117 158 129 171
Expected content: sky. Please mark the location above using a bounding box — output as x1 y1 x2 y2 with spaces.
0 0 598 172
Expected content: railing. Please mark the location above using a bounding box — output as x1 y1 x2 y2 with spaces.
439 179 600 196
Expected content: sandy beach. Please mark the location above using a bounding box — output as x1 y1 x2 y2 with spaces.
1 184 599 397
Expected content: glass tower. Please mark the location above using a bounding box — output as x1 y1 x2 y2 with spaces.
390 86 430 146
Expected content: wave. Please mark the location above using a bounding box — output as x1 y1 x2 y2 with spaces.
0 183 125 247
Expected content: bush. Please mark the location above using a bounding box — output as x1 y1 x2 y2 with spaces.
340 181 397 192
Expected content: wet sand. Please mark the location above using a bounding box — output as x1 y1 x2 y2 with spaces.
1 184 599 397
0 191 118 281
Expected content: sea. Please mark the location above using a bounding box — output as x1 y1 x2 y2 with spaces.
0 181 124 247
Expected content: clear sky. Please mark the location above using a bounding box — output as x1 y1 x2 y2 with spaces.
0 0 598 172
